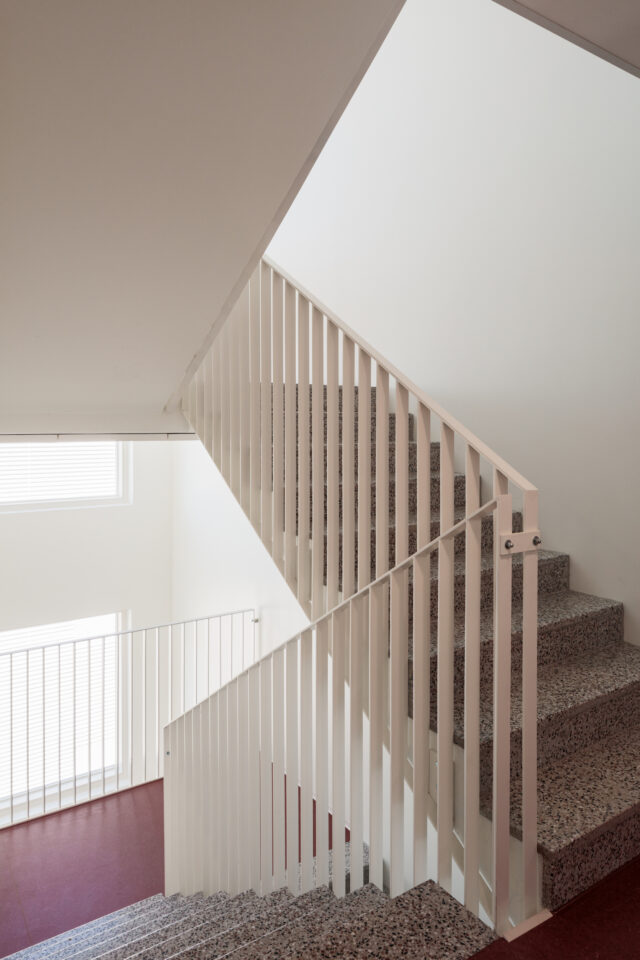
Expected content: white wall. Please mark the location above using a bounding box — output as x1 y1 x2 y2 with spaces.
0 442 174 632
170 442 309 657
268 0 640 643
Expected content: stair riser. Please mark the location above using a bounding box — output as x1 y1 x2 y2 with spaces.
542 807 640 910
286 440 440 481
295 474 466 531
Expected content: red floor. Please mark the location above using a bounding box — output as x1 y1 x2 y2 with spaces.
0 781 164 959
472 853 640 960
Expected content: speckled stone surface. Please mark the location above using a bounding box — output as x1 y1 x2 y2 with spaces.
82 892 232 960
274 881 495 960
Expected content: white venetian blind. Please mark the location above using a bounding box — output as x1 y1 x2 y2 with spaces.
0 442 122 506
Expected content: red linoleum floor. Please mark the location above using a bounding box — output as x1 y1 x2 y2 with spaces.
0 781 164 959
471 852 640 960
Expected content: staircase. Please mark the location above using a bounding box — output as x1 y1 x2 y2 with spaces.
5 875 496 960
164 256 638 942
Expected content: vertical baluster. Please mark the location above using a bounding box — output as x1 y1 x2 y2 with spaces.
213 342 222 469
350 596 365 891
229 312 241 500
203 345 213 456
73 642 77 806
221 325 231 484
326 320 339 609
237 674 249 891
342 336 355 598
464 445 482 912
332 609 346 897
57 647 60 809
390 568 408 896
437 423 455 891
284 282 297 592
260 261 273 553
285 639 299 894
522 489 539 920
357 351 371 590
395 384 409 563
369 583 384 890
195 362 204 442
240 285 251 514
227 681 239 894
249 266 261 531
272 272 285 573
297 296 311 614
164 724 175 893
260 656 273 894
376 367 389 576
311 307 324 619
175 714 186 891
209 693 220 891
199 699 211 893
183 710 195 893
42 647 46 814
493 470 513 934
315 620 329 886
300 630 314 891
191 705 203 894
272 646 286 889
413 552 430 886
417 404 431 549
219 687 229 891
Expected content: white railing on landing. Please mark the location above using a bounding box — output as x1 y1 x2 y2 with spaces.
0 609 256 828
172 257 541 936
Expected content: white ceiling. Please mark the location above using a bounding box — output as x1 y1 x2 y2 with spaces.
493 0 640 77
0 0 403 436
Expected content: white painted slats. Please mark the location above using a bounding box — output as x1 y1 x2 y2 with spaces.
227 681 239 894
203 345 213 456
464 445 482 914
395 384 409 564
331 609 346 897
218 686 229 891
229 313 241 501
522 489 539 920
375 367 389 577
357 351 371 591
342 336 356 599
213 342 222 470
248 664 261 893
285 638 299 894
416 404 431 549
272 646 286 889
259 656 273 894
272 273 285 573
349 595 365 892
220 326 231 485
326 320 339 610
239 286 251 515
163 724 177 893
493 470 512 936
297 296 311 615
209 693 220 892
284 282 297 592
260 262 273 554
236 673 250 892
311 307 324 620
437 422 455 893
368 582 385 890
412 552 429 887
315 620 329 886
249 266 261 532
390 567 408 897
300 630 314 892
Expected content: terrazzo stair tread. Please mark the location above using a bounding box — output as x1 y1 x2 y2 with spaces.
223 884 389 960
9 896 182 960
508 720 640 909
267 880 494 960
170 886 338 960
81 894 234 960
292 439 440 479
124 889 291 960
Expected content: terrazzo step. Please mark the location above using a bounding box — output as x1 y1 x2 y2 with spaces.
224 884 389 960
407 590 624 715
297 473 466 531
509 719 640 911
292 385 417 444
228 881 494 960
116 889 280 960
468 640 640 807
156 886 335 960
84 893 234 960
7 896 184 960
291 439 441 480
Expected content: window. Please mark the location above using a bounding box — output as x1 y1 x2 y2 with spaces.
0 441 129 511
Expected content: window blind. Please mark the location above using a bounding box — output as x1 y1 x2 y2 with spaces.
0 442 122 506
